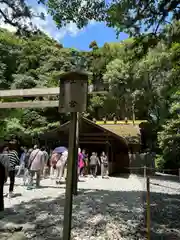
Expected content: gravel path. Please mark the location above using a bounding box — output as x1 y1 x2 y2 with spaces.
0 174 180 239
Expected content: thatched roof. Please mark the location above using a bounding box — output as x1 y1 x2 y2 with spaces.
81 117 141 144
40 117 141 144
98 124 141 144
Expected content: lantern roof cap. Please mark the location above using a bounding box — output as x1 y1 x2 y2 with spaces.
59 71 88 81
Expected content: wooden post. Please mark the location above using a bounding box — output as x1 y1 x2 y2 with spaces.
132 102 135 126
73 112 79 195
110 144 113 175
105 140 109 176
144 166 146 179
59 71 88 240
63 112 77 240
146 176 151 240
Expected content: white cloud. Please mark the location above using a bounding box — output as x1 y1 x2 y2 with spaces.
0 3 95 41
30 5 82 40
31 5 96 40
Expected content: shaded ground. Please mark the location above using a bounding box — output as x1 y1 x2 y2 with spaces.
0 175 180 239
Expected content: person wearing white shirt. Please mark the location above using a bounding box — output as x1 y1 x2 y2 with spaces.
56 150 68 184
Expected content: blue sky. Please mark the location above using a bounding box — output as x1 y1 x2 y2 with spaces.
0 0 128 50
28 0 128 50
62 23 128 50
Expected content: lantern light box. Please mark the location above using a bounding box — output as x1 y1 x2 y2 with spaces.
59 71 88 113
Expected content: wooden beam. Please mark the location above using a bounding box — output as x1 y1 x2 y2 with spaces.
80 139 113 143
79 141 106 144
80 137 105 140
0 100 59 108
80 136 108 140
0 88 59 98
0 87 108 98
80 135 113 140
80 132 107 136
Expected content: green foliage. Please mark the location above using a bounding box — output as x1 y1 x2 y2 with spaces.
0 61 6 89
106 1 180 36
4 118 25 137
27 122 60 137
134 43 172 123
89 41 99 50
158 91 180 169
0 1 31 29
42 0 180 36
1 0 179 38
88 95 105 119
44 0 105 29
0 17 180 170
155 154 165 170
0 29 74 141
158 118 180 169
11 74 39 89
0 0 44 35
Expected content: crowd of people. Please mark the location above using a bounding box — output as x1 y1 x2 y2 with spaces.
0 141 109 213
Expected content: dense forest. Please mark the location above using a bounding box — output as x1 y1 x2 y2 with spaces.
0 1 180 170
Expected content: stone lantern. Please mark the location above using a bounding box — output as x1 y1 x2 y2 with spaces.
59 71 88 113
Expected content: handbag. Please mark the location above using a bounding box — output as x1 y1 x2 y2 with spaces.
51 153 61 169
101 156 108 167
28 150 40 170
104 163 108 168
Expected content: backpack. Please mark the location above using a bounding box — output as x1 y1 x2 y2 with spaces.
51 153 61 168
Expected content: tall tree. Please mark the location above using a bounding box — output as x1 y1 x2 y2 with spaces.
42 0 180 36
1 1 179 38
103 58 134 118
134 42 173 124
0 0 44 34
106 0 180 36
158 90 180 170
